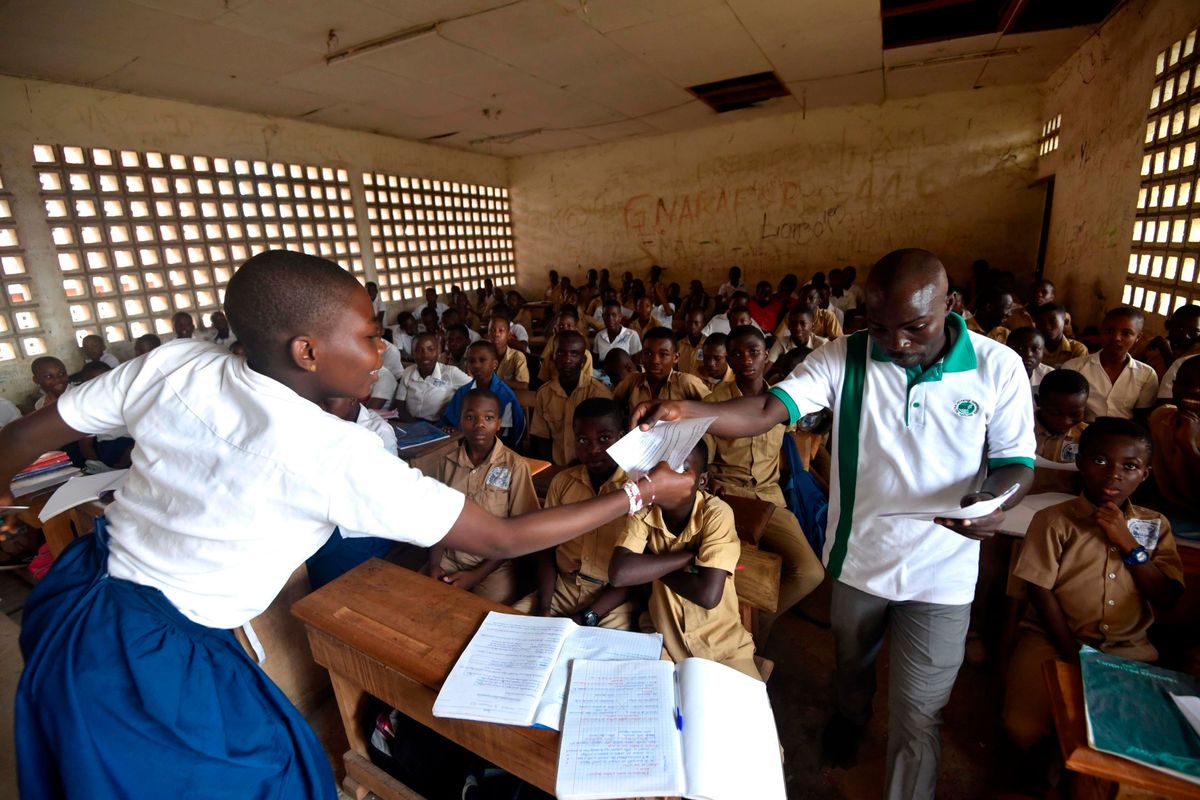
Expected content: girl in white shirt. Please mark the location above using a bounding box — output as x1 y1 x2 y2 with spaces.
1 250 692 800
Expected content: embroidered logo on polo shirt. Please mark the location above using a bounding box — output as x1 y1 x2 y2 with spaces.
954 399 980 417
1059 440 1079 463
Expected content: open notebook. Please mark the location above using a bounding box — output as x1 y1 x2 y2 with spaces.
556 658 787 800
432 611 662 730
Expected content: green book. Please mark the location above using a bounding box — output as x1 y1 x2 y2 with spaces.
1081 646 1200 785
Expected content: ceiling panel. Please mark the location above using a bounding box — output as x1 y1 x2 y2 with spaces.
787 69 885 110
556 0 728 35
212 0 418 55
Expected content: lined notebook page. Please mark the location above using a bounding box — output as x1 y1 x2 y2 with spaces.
556 659 685 800
679 658 787 800
532 626 663 730
432 612 573 726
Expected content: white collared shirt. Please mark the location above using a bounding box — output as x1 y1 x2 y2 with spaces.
1061 352 1159 420
395 361 472 422
356 404 397 456
370 368 398 408
199 329 235 349
1159 353 1196 399
770 317 1034 604
97 352 120 368
1030 362 1054 392
54 339 464 628
381 339 406 380
0 397 19 429
594 326 642 359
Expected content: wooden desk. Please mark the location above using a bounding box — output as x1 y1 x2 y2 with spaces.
292 560 559 799
14 491 97 558
1044 660 1200 799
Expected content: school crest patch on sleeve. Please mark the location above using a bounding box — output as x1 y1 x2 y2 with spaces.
1127 518 1162 551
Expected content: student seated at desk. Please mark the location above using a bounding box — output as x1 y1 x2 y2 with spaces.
627 296 665 341
133 333 161 357
966 290 1013 344
1135 303 1200 379
1007 327 1052 394
767 306 827 365
676 308 706 377
427 389 540 604
395 332 472 423
599 347 637 389
442 341 524 450
531 330 611 465
1034 303 1087 368
704 326 824 642
365 365 398 411
698 333 735 390
1003 418 1184 755
1062 307 1158 422
30 356 70 412
81 334 120 369
488 312 530 391
608 441 760 679
514 398 637 629
417 306 440 337
613 327 709 414
440 323 472 372
1147 356 1200 532
594 299 642 361
537 306 594 383
1031 369 1089 495
390 311 418 359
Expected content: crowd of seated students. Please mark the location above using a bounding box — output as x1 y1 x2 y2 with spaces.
4 259 1200 784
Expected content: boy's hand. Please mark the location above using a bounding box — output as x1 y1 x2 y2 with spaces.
442 570 482 590
645 462 696 507
426 562 445 581
1095 502 1137 552
0 488 18 535
630 401 687 431
934 492 1004 540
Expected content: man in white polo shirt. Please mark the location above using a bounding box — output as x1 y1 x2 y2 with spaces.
631 249 1035 799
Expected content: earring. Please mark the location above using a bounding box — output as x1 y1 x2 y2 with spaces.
308 364 317 372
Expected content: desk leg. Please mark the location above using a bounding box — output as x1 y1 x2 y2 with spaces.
329 671 371 800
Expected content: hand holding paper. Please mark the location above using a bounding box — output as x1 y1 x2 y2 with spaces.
878 483 1021 539
607 417 716 479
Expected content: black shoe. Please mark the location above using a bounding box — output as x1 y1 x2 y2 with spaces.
821 713 863 768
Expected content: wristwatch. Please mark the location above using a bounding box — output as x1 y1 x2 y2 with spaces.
580 608 600 627
1123 546 1150 566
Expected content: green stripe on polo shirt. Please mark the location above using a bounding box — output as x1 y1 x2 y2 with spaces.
988 456 1035 470
828 331 870 579
768 386 802 426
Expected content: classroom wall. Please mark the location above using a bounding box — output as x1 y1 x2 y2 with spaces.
0 75 506 407
1040 0 1200 332
507 85 1046 294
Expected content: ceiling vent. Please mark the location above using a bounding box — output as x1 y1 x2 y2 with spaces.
686 71 791 114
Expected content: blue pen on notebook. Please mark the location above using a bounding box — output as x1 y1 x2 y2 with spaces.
673 671 683 731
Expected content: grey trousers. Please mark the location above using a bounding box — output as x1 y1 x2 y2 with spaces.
830 581 972 800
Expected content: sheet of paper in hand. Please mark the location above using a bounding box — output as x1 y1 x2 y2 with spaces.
877 483 1020 522
606 417 717 479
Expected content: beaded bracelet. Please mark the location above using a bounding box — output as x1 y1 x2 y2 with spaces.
638 473 656 503
622 480 644 515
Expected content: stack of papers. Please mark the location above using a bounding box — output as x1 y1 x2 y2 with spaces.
606 417 716 478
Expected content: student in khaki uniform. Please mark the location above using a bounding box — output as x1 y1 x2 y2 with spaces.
1030 369 1090 495
531 330 612 465
768 306 828 364
627 296 665 341
488 313 530 391
600 347 637 388
537 307 595 383
1147 356 1200 521
965 290 1012 344
703 326 825 641
514 398 637 628
676 308 707 377
609 441 760 679
698 333 735 390
1007 327 1053 393
1004 418 1185 755
428 389 540 604
613 327 709 414
775 286 843 341
1034 303 1088 368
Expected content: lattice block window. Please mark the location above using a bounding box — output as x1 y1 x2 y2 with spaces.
1125 28 1200 317
34 144 363 343
1039 114 1061 156
0 166 46 362
363 173 515 303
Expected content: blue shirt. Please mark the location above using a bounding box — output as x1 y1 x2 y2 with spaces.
442 372 525 450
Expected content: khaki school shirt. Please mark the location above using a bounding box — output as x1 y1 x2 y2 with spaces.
435 439 540 569
537 332 595 382
1042 337 1088 368
530 376 612 465
703 380 786 503
774 308 842 341
546 464 628 583
496 347 529 385
966 316 1011 344
703 366 736 390
1013 496 1184 660
613 370 709 412
1149 405 1198 512
677 336 705 376
628 315 666 340
616 492 756 676
1032 419 1087 495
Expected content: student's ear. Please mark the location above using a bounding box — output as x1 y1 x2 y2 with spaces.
944 294 954 314
697 469 709 491
289 335 318 373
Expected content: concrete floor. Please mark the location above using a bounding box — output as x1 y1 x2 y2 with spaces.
0 565 1016 800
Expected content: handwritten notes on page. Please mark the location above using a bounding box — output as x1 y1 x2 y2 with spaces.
878 483 1020 522
556 660 685 800
607 417 717 478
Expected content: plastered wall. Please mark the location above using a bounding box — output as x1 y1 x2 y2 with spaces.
508 85 1046 293
1041 0 1200 332
0 75 506 406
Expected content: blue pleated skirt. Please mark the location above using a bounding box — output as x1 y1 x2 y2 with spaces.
15 522 336 799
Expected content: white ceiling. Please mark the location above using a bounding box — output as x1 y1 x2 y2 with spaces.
0 0 1097 156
